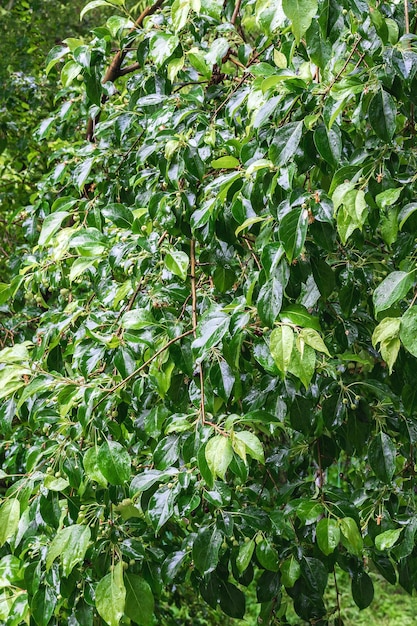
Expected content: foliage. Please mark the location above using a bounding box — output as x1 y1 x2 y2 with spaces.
2 0 417 624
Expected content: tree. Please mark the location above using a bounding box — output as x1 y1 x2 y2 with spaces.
1 0 417 624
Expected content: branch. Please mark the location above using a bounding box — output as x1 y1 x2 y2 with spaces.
190 239 206 423
93 329 194 410
231 0 242 25
87 0 165 139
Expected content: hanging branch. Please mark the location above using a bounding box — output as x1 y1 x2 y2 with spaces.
190 239 206 423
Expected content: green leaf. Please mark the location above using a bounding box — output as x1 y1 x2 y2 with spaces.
282 0 318 44
270 325 294 374
368 432 396 484
400 306 417 358
352 571 374 610
32 587 56 626
368 89 396 142
256 540 279 571
375 528 403 551
269 122 303 166
257 277 283 327
165 251 189 281
398 202 417 230
279 304 321 330
149 33 179 67
299 327 330 356
38 211 69 246
219 581 246 619
147 487 175 532
279 207 308 262
372 317 401 373
192 310 229 357
236 539 255 574
281 556 301 587
124 574 154 626
375 187 402 210
316 518 340 556
335 188 367 244
373 272 414 316
46 524 91 577
102 204 133 228
97 440 131 485
205 435 233 480
211 156 240 169
80 0 115 20
60 60 81 87
96 562 126 626
288 343 315 388
193 527 223 575
340 517 363 556
232 431 264 463
314 123 342 166
45 45 69 75
0 499 20 547
83 446 108 487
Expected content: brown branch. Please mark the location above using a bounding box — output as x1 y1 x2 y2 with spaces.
231 0 242 25
119 62 141 77
190 239 206 423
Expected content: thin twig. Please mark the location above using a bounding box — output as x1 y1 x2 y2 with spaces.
190 239 206 423
405 0 410 34
93 329 194 410
231 0 242 25
323 36 362 97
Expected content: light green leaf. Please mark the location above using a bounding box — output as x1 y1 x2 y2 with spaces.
400 306 417 358
73 157 95 191
288 343 315 388
165 251 189 281
0 499 20 547
46 525 91 577
96 562 126 626
38 212 69 246
335 189 367 244
373 271 415 315
60 60 82 87
232 431 264 463
270 325 294 373
235 215 271 237
375 187 402 210
375 528 403 551
80 0 114 20
205 435 233 480
282 0 318 44
281 556 301 587
299 328 330 356
372 317 401 373
211 156 240 169
0 342 32 364
172 0 191 32
149 33 179 67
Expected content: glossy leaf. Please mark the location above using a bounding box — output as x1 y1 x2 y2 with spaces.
97 441 131 485
0 499 20 547
95 562 126 626
46 524 91 577
400 306 417 357
368 432 396 484
368 89 396 142
124 574 154 626
373 272 414 316
316 518 340 555
282 0 318 45
193 527 223 575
